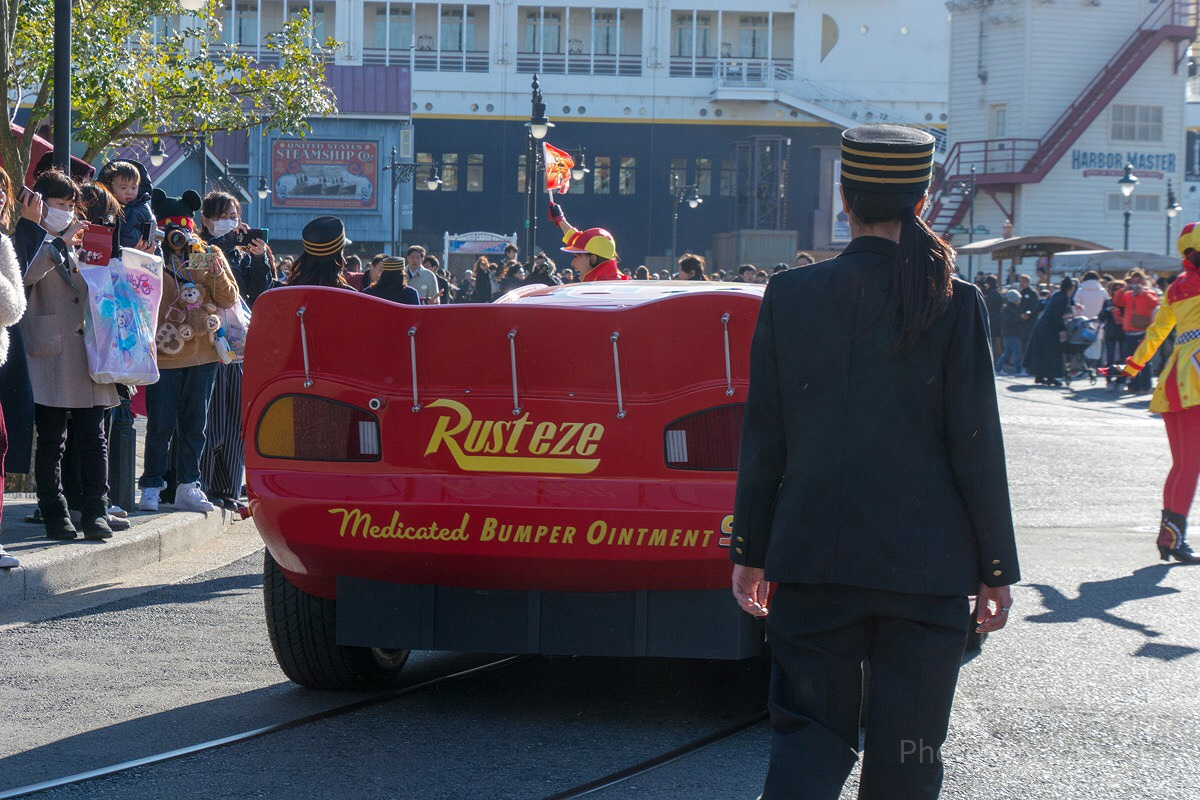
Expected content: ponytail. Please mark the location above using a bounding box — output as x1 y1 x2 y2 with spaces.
845 187 955 352
894 208 955 351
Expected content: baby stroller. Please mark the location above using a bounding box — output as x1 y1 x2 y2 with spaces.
1063 315 1099 386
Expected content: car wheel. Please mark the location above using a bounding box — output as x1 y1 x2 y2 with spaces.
263 550 410 690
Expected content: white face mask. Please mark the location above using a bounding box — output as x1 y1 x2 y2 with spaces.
43 206 74 233
211 218 237 238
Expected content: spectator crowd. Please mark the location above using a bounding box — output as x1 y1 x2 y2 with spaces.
978 266 1169 391
0 153 822 571
0 150 1166 573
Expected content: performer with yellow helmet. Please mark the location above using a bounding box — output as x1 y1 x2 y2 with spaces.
547 202 628 282
1122 221 1200 564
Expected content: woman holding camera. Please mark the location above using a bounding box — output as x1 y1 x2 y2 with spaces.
137 202 238 515
195 191 273 510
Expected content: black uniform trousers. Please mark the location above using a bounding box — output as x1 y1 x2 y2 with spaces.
763 583 969 800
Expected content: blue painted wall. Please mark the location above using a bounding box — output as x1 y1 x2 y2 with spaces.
249 118 413 257
403 117 840 268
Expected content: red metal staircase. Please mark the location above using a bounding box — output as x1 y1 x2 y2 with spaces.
926 0 1197 235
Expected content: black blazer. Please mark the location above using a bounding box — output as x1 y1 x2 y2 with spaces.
731 237 1020 596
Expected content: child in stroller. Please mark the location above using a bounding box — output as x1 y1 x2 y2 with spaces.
1063 314 1099 385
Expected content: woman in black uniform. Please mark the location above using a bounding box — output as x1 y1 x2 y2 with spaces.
731 125 1020 799
363 256 420 305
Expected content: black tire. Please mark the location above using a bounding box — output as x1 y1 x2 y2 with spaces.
263 550 410 690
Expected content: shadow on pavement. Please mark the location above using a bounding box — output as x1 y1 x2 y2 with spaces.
0 653 771 796
1022 564 1196 652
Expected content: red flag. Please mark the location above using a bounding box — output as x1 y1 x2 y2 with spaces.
543 143 574 194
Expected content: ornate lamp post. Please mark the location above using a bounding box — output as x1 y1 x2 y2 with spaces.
670 179 702 265
1118 163 1138 250
524 76 552 260
1166 179 1182 255
382 145 420 255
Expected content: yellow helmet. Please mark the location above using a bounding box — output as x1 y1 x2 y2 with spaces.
1178 221 1200 256
561 227 617 261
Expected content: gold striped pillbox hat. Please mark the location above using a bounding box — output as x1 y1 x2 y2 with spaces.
840 125 935 195
380 256 406 271
301 216 350 258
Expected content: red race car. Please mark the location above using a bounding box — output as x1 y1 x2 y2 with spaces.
243 280 766 689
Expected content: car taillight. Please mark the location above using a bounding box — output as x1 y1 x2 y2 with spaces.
663 404 745 471
256 395 381 461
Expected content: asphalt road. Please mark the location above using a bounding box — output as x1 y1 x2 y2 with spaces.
0 377 1197 799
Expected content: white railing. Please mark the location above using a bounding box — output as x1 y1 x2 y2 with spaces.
713 59 946 153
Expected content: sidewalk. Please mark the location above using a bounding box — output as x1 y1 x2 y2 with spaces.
0 419 257 608
0 497 253 607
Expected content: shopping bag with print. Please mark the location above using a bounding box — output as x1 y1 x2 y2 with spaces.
80 248 163 385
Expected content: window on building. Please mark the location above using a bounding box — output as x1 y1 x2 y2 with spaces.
568 160 585 194
440 7 478 51
989 104 1007 139
593 156 611 194
619 157 636 195
467 153 483 192
369 5 411 50
523 9 562 53
696 158 712 195
311 4 330 42
517 154 526 193
1107 193 1161 212
593 10 616 56
671 12 713 58
1111 104 1163 143
416 152 436 191
669 158 687 193
738 15 768 58
441 153 459 191
234 4 258 45
720 158 734 196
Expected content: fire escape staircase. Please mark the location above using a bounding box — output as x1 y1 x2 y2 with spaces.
926 0 1197 235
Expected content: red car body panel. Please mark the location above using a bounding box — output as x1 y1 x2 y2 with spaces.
242 281 764 601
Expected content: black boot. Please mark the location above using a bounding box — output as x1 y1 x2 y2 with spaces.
1158 509 1200 564
80 497 113 541
38 495 78 541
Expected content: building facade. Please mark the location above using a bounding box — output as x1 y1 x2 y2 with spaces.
146 1 951 269
934 0 1195 260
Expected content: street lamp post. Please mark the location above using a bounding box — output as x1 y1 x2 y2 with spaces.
524 75 552 261
1118 163 1138 250
382 145 419 255
670 179 702 266
52 0 70 170
1166 179 1181 255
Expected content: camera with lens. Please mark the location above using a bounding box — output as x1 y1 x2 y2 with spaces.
165 226 199 251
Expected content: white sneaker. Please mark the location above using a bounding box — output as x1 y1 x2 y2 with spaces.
175 482 215 513
138 486 161 512
0 547 18 569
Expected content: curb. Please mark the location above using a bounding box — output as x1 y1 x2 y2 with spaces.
0 509 254 608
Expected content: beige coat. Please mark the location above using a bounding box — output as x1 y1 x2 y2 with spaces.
21 239 119 409
156 248 239 370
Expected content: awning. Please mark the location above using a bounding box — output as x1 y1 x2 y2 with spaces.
9 123 96 185
1050 249 1179 274
953 235 1108 261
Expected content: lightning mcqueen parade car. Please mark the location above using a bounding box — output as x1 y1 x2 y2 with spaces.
243 279 768 689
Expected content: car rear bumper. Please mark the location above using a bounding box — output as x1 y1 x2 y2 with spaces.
335 576 765 661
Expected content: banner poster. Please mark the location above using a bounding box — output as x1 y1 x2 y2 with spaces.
271 140 378 209
543 143 574 194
